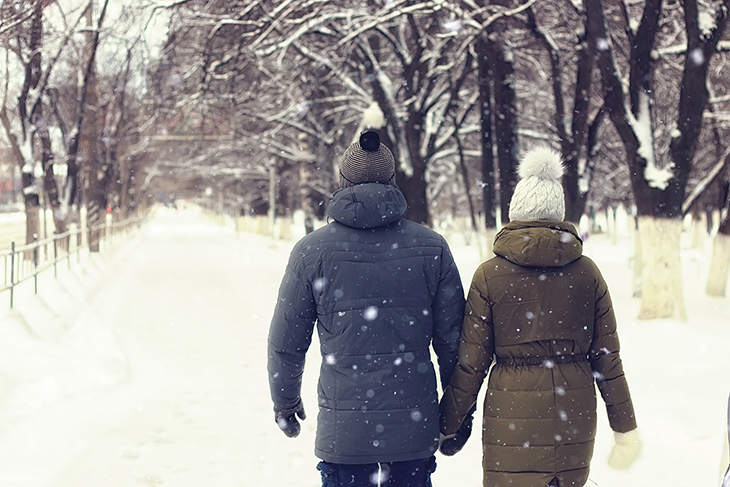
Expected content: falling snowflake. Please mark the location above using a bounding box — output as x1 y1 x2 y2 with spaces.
689 47 705 66
313 278 327 292
370 468 388 484
364 306 379 321
443 19 462 33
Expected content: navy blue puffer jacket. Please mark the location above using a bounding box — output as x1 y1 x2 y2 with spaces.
268 183 465 464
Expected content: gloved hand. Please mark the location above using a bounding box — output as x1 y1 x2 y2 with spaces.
439 410 474 456
608 428 641 470
275 400 306 438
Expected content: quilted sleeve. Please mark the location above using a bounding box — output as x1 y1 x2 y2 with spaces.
267 243 317 413
439 264 494 436
588 261 637 433
431 240 466 390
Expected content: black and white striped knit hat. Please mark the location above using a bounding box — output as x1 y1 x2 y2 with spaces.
339 130 396 188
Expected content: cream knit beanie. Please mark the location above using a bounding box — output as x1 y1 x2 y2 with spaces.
508 146 566 222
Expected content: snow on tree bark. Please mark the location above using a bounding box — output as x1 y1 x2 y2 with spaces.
706 205 730 297
705 232 730 297
637 216 687 320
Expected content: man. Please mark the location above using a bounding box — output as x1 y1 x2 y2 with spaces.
268 130 465 486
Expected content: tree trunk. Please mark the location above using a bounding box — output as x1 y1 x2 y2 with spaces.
395 110 430 226
690 209 706 249
706 203 730 296
637 216 686 320
23 198 41 246
632 216 642 298
80 1 110 252
397 169 429 226
488 37 518 225
476 37 497 230
36 105 67 235
0 109 41 245
706 232 730 297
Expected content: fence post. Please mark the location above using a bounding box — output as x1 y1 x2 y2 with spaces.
53 234 58 278
9 241 15 309
33 234 39 295
67 233 72 270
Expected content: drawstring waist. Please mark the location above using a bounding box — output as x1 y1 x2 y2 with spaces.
495 354 589 367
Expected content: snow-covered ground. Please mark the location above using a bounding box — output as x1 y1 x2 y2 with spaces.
0 205 728 486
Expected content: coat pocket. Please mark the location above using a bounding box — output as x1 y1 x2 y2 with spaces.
316 461 337 487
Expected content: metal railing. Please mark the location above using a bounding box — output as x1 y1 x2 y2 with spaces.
1 216 143 308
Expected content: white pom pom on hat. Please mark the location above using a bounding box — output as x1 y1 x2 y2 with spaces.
508 146 566 222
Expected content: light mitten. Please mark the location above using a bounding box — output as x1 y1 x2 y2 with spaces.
608 428 642 470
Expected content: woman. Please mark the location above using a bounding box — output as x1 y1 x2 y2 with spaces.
439 147 641 487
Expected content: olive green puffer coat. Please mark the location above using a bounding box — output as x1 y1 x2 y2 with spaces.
440 220 636 487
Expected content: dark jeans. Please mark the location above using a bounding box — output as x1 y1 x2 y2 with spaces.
317 457 436 487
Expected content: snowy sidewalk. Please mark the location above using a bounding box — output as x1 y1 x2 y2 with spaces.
0 207 318 486
0 206 729 486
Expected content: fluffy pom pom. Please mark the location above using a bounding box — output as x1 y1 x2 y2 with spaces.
518 146 564 181
360 130 380 153
361 103 385 129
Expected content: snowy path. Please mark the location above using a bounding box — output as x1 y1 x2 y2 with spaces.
0 207 321 486
0 206 729 486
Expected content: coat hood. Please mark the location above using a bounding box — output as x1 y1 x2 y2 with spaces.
493 220 583 267
327 183 407 229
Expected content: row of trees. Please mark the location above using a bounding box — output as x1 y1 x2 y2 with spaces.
2 0 729 319
0 0 174 249
155 0 730 319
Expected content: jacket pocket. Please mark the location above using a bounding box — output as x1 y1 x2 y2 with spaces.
316 461 337 487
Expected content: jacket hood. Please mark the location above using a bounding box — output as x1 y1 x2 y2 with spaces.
327 183 407 229
493 220 583 267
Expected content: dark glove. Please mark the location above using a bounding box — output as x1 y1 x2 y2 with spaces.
275 400 306 438
439 409 474 456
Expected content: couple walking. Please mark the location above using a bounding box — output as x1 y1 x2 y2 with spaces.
267 131 640 487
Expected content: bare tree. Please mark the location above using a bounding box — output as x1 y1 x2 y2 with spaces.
586 0 730 319
0 0 73 243
526 2 605 226
0 0 127 246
